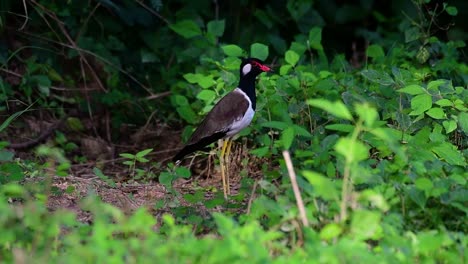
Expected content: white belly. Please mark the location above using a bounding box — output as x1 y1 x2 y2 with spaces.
226 89 255 137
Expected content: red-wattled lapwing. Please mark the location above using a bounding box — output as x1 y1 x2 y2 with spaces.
173 58 271 198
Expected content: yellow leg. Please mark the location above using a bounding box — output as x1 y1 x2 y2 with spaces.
224 140 233 195
220 140 229 199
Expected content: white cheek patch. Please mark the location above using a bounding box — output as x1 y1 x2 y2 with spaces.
242 63 252 75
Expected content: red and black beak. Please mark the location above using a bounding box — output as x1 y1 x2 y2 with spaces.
251 60 272 72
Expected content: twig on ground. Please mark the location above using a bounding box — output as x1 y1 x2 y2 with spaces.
282 150 309 227
246 179 258 215
8 117 67 149
144 91 172 101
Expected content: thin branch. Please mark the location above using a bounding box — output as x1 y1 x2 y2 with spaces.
76 3 101 42
0 68 21 78
340 161 351 222
282 150 309 227
30 0 107 93
19 0 29 30
135 0 170 25
246 180 258 215
8 116 67 149
0 68 99 92
144 91 172 100
13 29 151 93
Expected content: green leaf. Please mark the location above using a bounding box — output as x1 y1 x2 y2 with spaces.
432 143 466 166
325 124 354 132
183 73 200 83
326 162 336 178
207 19 225 37
307 99 353 121
408 187 426 208
290 42 307 55
320 223 342 240
351 210 382 240
169 20 202 38
405 27 420 43
119 153 135 159
279 65 292 75
442 120 457 134
136 157 149 163
250 43 269 61
415 178 433 192
140 50 158 63
454 99 468 111
222 44 244 57
426 108 446 119
0 163 24 182
435 99 453 107
427 80 447 91
302 171 339 201
93 167 116 187
398 85 425 95
159 172 173 187
184 73 215 88
197 75 215 89
176 167 191 179
196 90 216 102
281 127 295 149
366 44 385 58
174 95 189 106
136 148 153 158
67 117 84 131
0 149 14 162
355 103 378 127
458 112 468 134
335 138 369 163
1 183 25 196
308 27 323 51
34 75 51 96
250 146 269 157
0 105 33 133
396 112 412 130
361 70 394 86
47 68 63 82
409 94 432 116
122 161 133 166
446 6 458 16
285 50 299 66
176 105 198 124
261 121 289 130
292 125 312 137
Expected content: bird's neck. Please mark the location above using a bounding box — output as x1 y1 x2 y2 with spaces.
238 75 257 110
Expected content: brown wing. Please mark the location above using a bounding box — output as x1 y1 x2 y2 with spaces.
187 89 249 144
172 89 249 162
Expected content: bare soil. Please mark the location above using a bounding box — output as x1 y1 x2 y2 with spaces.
2 113 265 222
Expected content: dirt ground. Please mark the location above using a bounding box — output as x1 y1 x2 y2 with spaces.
3 114 265 221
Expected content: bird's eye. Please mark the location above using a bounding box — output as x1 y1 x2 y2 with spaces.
242 63 252 75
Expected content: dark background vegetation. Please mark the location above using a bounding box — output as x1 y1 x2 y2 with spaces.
0 0 466 262
1 0 466 128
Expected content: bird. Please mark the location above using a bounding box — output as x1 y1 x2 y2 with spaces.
173 57 271 198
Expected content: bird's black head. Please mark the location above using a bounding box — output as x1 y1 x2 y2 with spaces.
240 58 271 77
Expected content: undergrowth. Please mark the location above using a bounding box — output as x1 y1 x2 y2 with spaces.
0 0 467 263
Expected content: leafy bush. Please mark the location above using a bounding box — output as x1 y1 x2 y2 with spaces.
0 0 466 263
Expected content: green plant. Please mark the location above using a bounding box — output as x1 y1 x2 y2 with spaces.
0 0 466 262
119 148 153 179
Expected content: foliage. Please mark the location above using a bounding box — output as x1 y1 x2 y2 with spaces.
0 0 467 263
120 148 153 179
